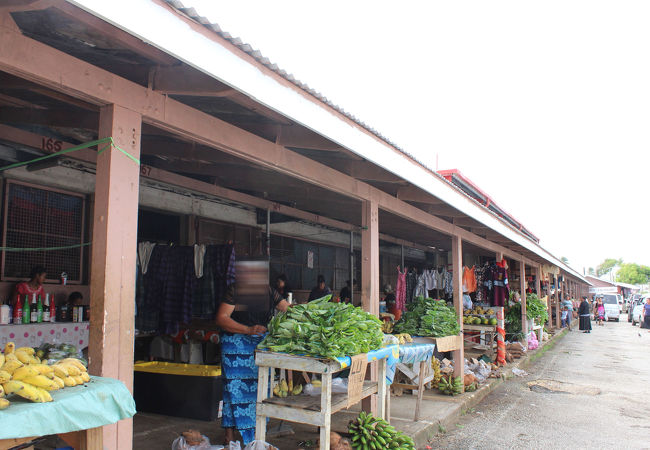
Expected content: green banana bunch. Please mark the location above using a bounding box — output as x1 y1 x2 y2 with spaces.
348 411 415 450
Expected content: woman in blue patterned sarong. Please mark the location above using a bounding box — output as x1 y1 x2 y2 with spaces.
216 282 289 445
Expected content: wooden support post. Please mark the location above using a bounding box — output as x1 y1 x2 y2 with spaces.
89 104 141 450
555 275 561 329
520 261 527 338
451 235 464 384
535 266 542 297
361 200 379 414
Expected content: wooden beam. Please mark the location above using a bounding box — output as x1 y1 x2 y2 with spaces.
396 186 444 204
89 104 141 450
0 107 98 129
520 259 527 337
325 159 408 184
151 65 235 96
277 124 342 151
0 124 96 163
0 25 529 266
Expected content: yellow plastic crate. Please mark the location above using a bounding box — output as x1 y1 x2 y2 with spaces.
134 361 221 377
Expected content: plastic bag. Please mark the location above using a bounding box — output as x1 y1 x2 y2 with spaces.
244 441 279 450
303 377 348 396
171 435 212 450
527 332 539 350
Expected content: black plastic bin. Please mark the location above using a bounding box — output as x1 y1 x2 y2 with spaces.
133 362 222 421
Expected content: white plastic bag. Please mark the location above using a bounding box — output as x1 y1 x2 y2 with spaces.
303 377 349 396
244 441 279 450
171 435 212 450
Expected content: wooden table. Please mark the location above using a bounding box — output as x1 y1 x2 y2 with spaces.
388 343 436 422
463 324 497 358
255 350 389 450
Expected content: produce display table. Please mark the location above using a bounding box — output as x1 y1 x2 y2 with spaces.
388 342 436 422
255 346 397 450
0 376 135 450
0 322 89 350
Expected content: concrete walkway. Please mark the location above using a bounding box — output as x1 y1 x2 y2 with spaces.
430 315 649 449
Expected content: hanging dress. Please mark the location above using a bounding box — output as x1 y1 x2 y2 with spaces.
396 267 407 311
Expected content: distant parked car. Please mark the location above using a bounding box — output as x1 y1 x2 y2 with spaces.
601 294 621 321
628 298 641 322
631 297 647 326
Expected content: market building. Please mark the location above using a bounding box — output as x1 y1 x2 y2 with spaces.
0 1 592 448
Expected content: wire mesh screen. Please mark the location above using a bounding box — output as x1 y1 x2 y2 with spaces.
3 182 85 282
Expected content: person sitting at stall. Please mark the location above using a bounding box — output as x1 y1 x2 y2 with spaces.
308 275 332 301
14 266 46 300
269 274 288 305
339 279 353 304
68 291 83 306
216 285 289 445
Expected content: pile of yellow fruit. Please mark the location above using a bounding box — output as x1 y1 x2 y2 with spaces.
272 378 302 397
393 333 413 345
0 342 89 410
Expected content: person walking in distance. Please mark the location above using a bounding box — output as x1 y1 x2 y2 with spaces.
578 297 592 334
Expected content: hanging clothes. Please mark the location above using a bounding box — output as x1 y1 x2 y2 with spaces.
436 268 445 292
395 267 407 311
138 241 156 275
424 269 436 292
474 263 490 303
491 264 510 307
194 244 206 278
405 269 418 303
193 244 236 320
445 270 454 297
414 273 427 298
462 266 477 293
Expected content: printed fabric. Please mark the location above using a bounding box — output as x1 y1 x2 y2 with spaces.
445 270 454 297
220 333 264 445
406 269 418 303
490 265 509 307
396 267 407 311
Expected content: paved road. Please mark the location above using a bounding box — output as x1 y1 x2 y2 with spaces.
431 315 650 449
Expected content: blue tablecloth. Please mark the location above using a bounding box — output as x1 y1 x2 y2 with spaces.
335 345 400 385
0 376 136 439
386 342 436 385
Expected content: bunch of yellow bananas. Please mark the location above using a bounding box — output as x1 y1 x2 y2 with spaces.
393 333 413 345
272 378 303 397
0 342 90 410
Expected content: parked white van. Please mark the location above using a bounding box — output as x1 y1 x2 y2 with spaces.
600 294 622 322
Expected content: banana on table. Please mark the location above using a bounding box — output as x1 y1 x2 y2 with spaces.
0 342 90 410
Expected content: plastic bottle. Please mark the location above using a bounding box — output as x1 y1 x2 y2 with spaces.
49 294 56 323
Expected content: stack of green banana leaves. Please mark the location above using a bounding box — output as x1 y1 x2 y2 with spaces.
393 296 460 337
258 295 384 359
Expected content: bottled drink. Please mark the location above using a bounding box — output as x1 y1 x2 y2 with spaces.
30 294 37 323
43 294 50 322
72 305 78 323
23 295 30 324
13 295 22 324
49 294 56 323
36 295 43 323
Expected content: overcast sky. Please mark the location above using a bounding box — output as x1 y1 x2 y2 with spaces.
189 0 650 272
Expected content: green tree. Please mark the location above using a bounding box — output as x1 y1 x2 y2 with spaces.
588 267 595 275
596 258 622 277
616 263 650 285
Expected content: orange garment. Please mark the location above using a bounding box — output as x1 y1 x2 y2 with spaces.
462 266 477 293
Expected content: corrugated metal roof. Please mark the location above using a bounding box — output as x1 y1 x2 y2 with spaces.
164 0 419 159
142 1 589 283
